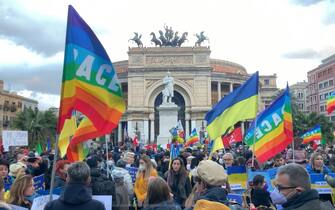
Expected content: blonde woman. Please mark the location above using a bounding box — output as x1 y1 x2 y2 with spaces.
8 175 35 209
134 155 157 208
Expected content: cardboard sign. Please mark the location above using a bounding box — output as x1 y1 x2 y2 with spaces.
2 131 28 150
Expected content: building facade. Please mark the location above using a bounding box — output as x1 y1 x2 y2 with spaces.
0 80 38 133
290 81 308 113
307 54 335 121
109 46 277 144
259 74 279 111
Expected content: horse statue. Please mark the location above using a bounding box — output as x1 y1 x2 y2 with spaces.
150 32 162 47
158 30 168 46
171 32 180 47
177 32 188 47
129 32 143 47
195 31 209 47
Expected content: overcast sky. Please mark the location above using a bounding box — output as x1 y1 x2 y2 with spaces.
0 0 335 110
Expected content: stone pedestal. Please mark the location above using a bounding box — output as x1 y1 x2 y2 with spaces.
157 103 179 145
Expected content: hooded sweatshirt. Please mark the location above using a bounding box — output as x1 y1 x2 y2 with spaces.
44 183 105 210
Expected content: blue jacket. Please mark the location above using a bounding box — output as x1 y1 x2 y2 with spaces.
306 164 331 174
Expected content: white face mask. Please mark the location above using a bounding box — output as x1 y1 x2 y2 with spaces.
219 158 224 164
107 160 114 166
270 188 287 205
139 164 146 171
186 164 191 170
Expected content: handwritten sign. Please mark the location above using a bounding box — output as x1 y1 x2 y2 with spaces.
2 131 28 151
126 167 138 183
31 194 59 210
33 175 45 193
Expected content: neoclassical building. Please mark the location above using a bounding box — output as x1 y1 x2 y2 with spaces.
111 46 250 144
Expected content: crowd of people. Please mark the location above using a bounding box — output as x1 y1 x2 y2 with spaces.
0 140 333 209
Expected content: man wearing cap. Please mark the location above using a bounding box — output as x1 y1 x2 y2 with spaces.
192 160 230 210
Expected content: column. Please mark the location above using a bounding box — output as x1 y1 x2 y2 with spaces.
144 120 149 144
127 121 133 138
149 113 155 143
217 81 221 102
230 83 233 92
185 113 190 137
191 120 196 131
118 122 122 143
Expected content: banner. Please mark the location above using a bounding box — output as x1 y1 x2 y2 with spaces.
310 173 335 195
2 130 28 151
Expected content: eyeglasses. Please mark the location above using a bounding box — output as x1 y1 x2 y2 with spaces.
275 184 297 191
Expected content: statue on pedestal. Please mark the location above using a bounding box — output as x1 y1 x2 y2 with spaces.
162 72 174 104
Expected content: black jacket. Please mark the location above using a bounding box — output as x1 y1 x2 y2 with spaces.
143 200 182 210
251 188 272 207
164 171 192 205
44 183 105 210
197 186 229 205
282 189 334 210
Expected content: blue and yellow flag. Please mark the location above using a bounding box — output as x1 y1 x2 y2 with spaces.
205 72 259 140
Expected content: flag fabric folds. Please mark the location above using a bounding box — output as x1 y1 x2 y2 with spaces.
244 87 293 164
205 72 259 140
327 92 335 114
46 138 51 152
301 125 322 144
211 135 224 153
57 5 125 142
36 143 43 155
58 114 77 158
185 128 199 147
222 127 243 148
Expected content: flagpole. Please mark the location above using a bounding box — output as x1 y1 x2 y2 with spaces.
251 118 257 168
106 134 109 177
292 139 295 163
49 134 59 201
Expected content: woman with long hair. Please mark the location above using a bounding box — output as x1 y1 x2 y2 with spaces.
134 155 158 208
164 157 192 207
8 175 35 209
306 152 331 174
144 177 181 210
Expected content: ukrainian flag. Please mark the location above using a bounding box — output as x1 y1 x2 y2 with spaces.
205 72 259 140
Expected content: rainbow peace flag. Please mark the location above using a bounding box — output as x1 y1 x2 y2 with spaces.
327 93 335 114
57 6 125 143
301 125 322 144
244 86 293 164
185 128 199 147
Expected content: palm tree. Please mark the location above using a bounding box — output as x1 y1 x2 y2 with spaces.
13 107 57 149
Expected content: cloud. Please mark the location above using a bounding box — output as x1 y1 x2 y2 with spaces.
17 90 60 110
0 63 63 95
282 46 335 59
323 7 335 25
291 0 323 6
0 0 65 56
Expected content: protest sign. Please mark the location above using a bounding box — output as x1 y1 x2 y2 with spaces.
8 204 28 210
126 167 138 183
227 166 247 190
92 195 113 210
33 174 45 193
31 194 59 210
2 131 28 151
310 173 335 195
